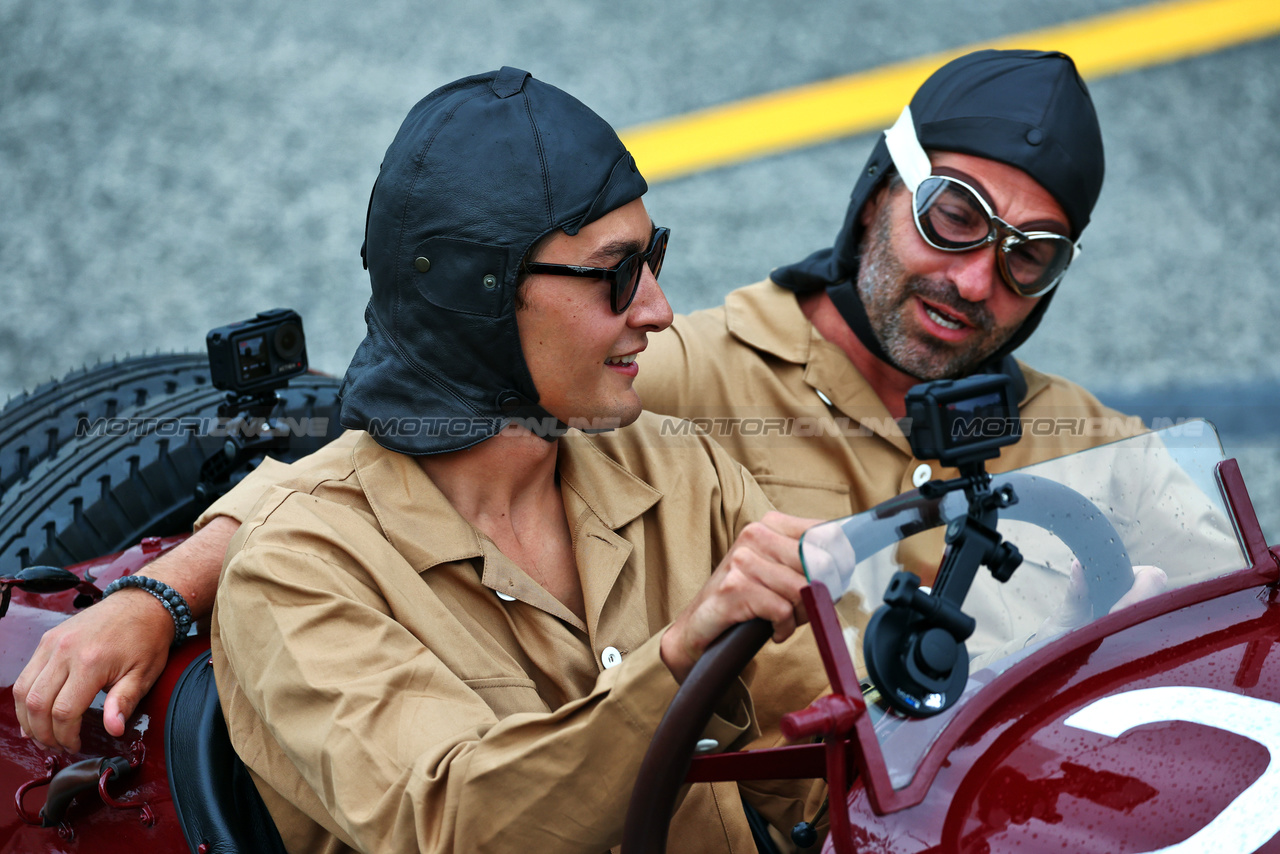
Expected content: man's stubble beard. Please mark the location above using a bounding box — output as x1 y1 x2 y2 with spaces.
855 202 1020 381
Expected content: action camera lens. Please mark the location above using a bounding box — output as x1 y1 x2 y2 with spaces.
273 322 304 360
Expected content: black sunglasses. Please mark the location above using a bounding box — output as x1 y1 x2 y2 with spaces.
524 226 669 313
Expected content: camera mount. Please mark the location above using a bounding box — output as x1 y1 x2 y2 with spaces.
863 375 1025 717
197 309 311 499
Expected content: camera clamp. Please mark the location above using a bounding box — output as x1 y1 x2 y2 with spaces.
194 390 299 505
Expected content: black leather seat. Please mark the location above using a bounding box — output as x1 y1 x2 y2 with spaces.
165 654 288 854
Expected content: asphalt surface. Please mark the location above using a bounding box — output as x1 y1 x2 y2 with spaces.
3 0 1279 538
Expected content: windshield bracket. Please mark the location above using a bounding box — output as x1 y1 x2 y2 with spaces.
863 458 1023 717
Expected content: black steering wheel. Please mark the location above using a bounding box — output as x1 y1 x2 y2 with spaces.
622 618 773 854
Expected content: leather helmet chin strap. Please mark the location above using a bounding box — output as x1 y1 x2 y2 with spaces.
823 107 934 383
496 391 569 441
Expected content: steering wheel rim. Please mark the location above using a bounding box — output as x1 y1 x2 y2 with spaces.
621 618 772 854
994 473 1133 616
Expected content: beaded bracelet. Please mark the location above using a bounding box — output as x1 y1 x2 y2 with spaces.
101 575 194 646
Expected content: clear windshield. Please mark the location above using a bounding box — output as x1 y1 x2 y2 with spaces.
798 421 1247 789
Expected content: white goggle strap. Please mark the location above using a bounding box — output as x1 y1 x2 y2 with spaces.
884 105 932 193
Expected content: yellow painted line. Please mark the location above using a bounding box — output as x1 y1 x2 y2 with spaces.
622 0 1280 182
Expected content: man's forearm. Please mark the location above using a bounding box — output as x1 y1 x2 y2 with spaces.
139 514 240 623
13 514 241 751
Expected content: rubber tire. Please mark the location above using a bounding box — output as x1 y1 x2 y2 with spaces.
0 353 218 499
0 355 344 573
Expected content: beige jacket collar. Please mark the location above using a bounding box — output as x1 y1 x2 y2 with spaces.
723 280 907 449
350 430 661 632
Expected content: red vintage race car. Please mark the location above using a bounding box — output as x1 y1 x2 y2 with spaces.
0 348 1276 853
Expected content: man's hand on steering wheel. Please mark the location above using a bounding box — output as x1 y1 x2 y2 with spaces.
660 511 819 684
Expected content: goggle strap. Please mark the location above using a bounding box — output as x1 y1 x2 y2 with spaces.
884 106 932 192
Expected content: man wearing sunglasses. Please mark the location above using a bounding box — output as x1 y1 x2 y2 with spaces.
47 69 818 853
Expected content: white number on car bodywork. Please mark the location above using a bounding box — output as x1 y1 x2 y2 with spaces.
1064 687 1280 854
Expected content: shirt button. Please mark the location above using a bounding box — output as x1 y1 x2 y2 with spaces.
495 590 517 602
601 646 622 669
912 464 932 487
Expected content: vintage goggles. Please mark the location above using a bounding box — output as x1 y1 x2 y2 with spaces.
884 107 1078 297
524 225 669 313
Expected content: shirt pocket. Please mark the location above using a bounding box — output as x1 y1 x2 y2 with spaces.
751 476 853 521
464 675 548 718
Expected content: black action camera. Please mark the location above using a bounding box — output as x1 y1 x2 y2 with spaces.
905 374 1021 468
206 308 308 396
